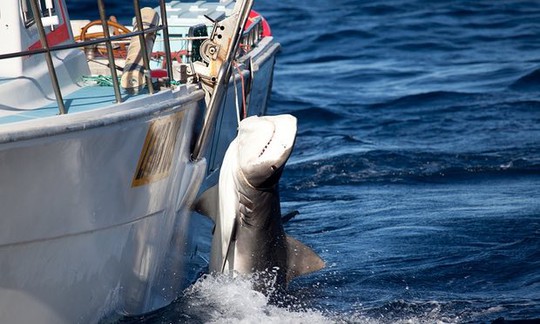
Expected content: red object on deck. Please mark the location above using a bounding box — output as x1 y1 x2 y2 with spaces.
150 69 168 78
246 10 272 37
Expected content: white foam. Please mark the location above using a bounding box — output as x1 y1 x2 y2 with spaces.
177 273 473 324
181 273 333 324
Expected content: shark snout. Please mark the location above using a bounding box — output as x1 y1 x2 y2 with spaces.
237 115 297 188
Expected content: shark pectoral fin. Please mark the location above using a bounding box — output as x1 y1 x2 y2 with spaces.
285 235 326 282
281 210 300 224
194 185 219 222
221 217 238 273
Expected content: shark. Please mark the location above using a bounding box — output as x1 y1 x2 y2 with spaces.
196 114 325 288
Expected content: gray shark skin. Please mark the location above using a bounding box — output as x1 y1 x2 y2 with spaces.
196 114 325 288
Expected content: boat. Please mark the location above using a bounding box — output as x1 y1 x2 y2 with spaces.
0 0 280 322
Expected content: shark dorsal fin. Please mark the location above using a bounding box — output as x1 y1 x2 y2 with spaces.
286 235 325 282
194 184 219 222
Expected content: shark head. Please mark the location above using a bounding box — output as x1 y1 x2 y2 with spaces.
236 115 297 188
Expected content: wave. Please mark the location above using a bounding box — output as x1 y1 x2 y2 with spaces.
366 91 483 110
509 68 540 91
294 53 373 65
351 299 540 324
268 96 348 128
312 29 375 44
116 271 540 324
392 41 467 52
269 95 315 111
291 107 346 124
119 273 333 324
359 3 403 15
284 149 540 188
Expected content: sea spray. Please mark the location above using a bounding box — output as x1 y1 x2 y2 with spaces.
181 272 333 324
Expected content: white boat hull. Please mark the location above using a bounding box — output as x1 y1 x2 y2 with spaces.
0 1 279 308
0 88 205 322
0 38 279 321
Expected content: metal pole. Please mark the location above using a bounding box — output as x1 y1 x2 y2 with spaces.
191 0 254 161
28 0 66 114
97 0 122 103
159 0 174 85
133 0 154 94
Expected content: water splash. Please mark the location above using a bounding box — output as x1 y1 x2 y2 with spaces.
177 273 333 324
168 273 491 324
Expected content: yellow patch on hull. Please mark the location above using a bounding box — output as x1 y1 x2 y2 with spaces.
132 110 185 187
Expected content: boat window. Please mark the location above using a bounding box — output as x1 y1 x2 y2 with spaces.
21 0 56 28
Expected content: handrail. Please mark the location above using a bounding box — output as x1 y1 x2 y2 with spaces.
0 0 175 114
2 0 266 119
239 16 263 54
97 0 122 103
0 27 163 61
158 0 174 83
28 0 67 114
0 18 264 63
133 0 154 94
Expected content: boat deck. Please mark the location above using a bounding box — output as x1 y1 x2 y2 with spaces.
0 85 147 125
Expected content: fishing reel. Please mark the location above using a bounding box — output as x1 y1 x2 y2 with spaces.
199 40 220 63
192 8 245 93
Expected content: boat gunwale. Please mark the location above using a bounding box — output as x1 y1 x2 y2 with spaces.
0 35 279 145
0 86 205 145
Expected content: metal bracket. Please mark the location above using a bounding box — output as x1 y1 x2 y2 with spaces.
191 0 254 161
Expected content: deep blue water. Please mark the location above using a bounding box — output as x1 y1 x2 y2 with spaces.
72 0 540 323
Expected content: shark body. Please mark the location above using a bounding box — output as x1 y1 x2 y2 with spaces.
197 114 324 287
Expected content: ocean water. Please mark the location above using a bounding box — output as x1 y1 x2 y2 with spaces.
72 0 540 323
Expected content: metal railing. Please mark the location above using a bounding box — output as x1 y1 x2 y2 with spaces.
239 16 263 54
0 0 267 117
0 0 174 114
28 0 66 114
